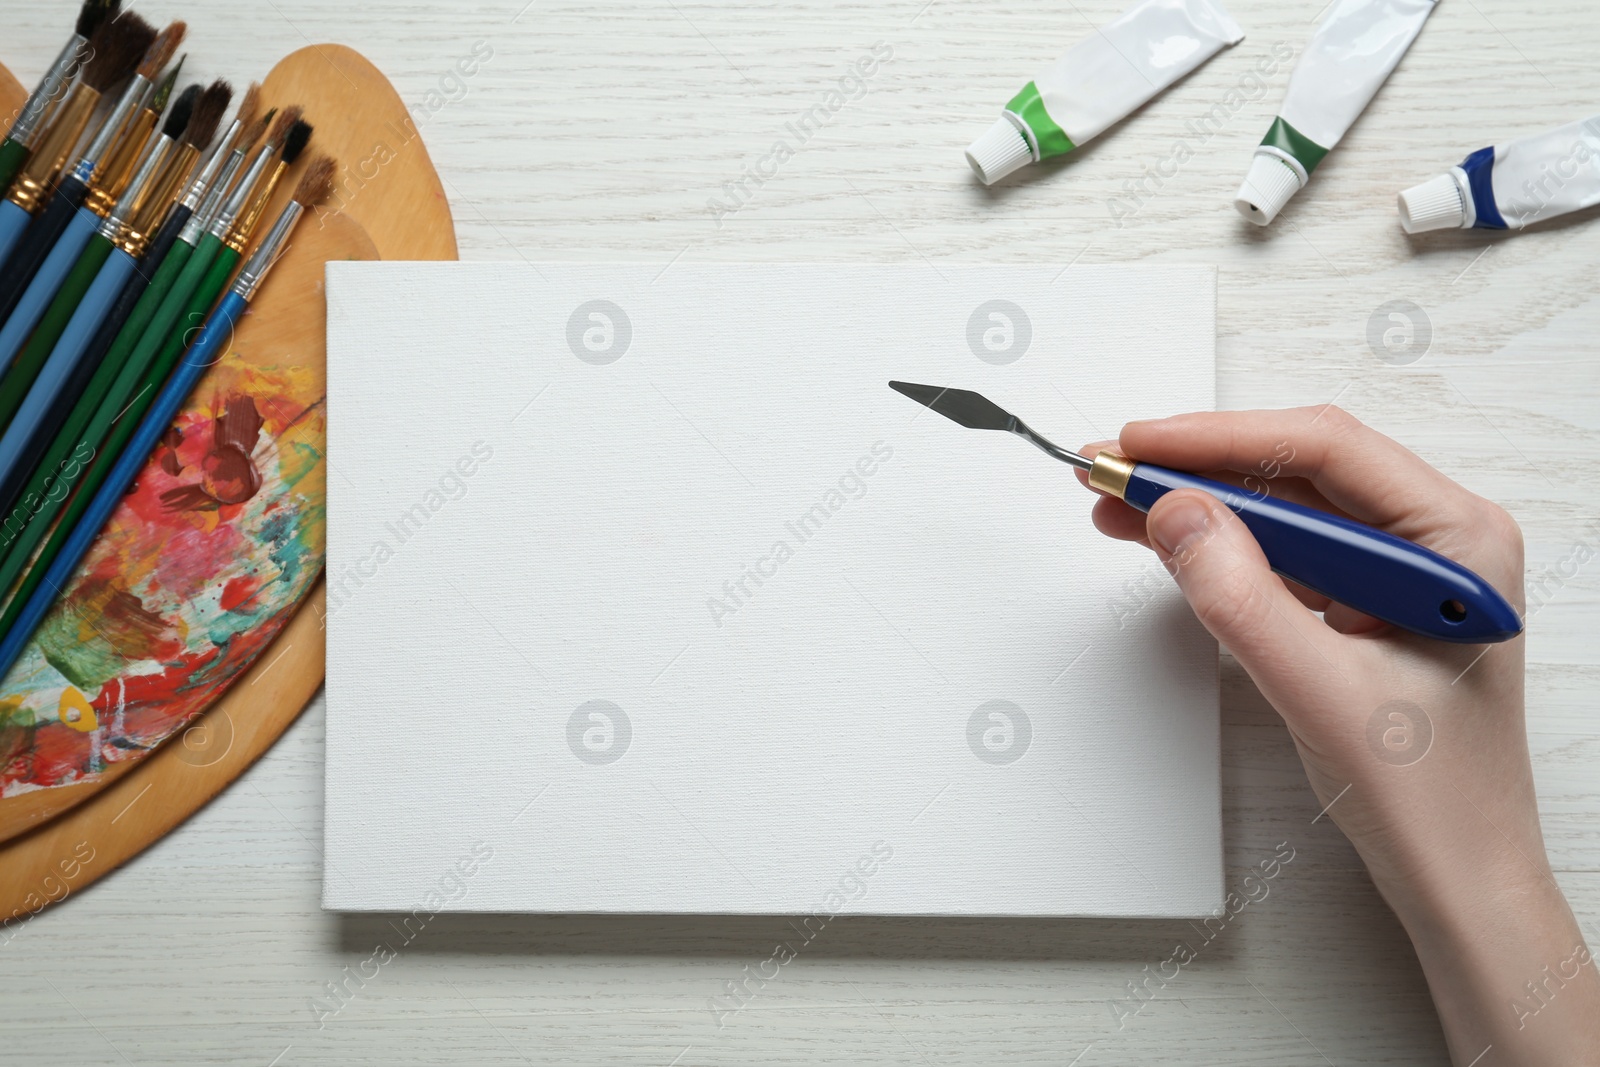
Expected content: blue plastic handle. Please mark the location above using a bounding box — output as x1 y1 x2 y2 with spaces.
0 206 99 368
0 291 249 678
1121 462 1523 643
0 201 28 273
0 249 137 483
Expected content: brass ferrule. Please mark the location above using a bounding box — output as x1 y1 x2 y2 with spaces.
84 108 158 217
100 135 172 240
9 34 87 146
227 160 289 253
207 144 273 244
1088 451 1137 499
5 86 100 212
232 200 302 302
110 142 197 257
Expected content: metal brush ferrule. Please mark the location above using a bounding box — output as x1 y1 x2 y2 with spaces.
231 200 302 301
84 108 158 216
185 148 245 243
227 161 287 253
5 87 99 212
112 143 196 256
73 74 153 183
179 119 240 213
100 135 172 239
207 145 273 242
9 35 87 146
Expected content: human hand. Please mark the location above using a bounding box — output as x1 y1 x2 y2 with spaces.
1079 406 1598 1066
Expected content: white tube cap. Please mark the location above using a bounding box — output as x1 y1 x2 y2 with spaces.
965 117 1034 185
1398 173 1468 233
1233 153 1303 226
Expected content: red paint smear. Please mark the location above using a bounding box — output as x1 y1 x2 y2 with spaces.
88 613 289 763
3 722 94 790
2 381 318 792
220 576 262 613
159 395 265 513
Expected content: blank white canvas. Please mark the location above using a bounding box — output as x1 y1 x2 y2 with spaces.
323 262 1220 916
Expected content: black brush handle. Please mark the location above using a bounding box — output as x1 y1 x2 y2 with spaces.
0 207 191 524
0 177 89 325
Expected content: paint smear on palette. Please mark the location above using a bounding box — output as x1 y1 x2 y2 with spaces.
0 355 327 795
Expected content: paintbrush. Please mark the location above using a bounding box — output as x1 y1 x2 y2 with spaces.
0 82 231 521
887 381 1524 643
0 11 152 270
0 86 250 601
0 157 337 673
159 110 311 385
0 18 182 325
0 100 283 588
0 82 196 425
0 0 121 193
84 57 189 222
189 94 272 245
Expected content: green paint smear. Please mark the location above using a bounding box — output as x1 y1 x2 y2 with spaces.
38 612 127 692
280 440 326 492
1260 117 1329 174
1005 81 1076 161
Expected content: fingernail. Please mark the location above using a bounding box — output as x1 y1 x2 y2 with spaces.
1149 495 1214 556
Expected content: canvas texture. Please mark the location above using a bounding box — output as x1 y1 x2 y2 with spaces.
323 263 1221 916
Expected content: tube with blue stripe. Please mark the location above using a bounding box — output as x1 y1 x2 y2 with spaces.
1399 116 1600 234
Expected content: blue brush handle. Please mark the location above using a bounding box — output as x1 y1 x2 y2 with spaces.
1120 462 1523 643
0 249 137 483
0 183 87 325
0 206 99 368
0 290 248 679
0 201 28 275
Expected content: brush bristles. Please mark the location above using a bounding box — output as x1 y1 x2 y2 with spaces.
280 121 313 165
234 83 262 134
266 106 304 150
138 20 187 81
149 57 184 116
83 12 155 91
185 80 233 151
292 155 336 209
162 85 199 140
239 109 275 152
76 0 120 40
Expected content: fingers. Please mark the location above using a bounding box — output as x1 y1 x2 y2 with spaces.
1117 407 1483 536
1146 490 1350 700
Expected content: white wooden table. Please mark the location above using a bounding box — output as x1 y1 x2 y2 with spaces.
5 1 1597 1063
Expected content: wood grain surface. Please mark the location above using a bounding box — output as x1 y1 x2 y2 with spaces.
2 3 1598 1066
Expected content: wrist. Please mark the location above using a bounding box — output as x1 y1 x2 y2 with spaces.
1374 856 1600 1064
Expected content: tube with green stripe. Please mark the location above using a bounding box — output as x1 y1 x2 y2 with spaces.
1233 0 1438 225
964 0 1243 186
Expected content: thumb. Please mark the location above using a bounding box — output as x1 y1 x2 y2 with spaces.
1146 490 1346 700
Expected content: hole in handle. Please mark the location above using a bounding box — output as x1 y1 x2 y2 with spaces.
1440 599 1468 623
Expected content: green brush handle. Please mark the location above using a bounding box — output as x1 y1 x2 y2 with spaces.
173 245 241 358
0 234 114 429
0 240 198 601
0 139 27 198
0 241 238 632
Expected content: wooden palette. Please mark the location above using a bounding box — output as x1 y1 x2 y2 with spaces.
0 46 457 918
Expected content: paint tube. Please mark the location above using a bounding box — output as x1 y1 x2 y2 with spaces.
964 0 1244 185
1234 0 1437 225
1397 116 1600 233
